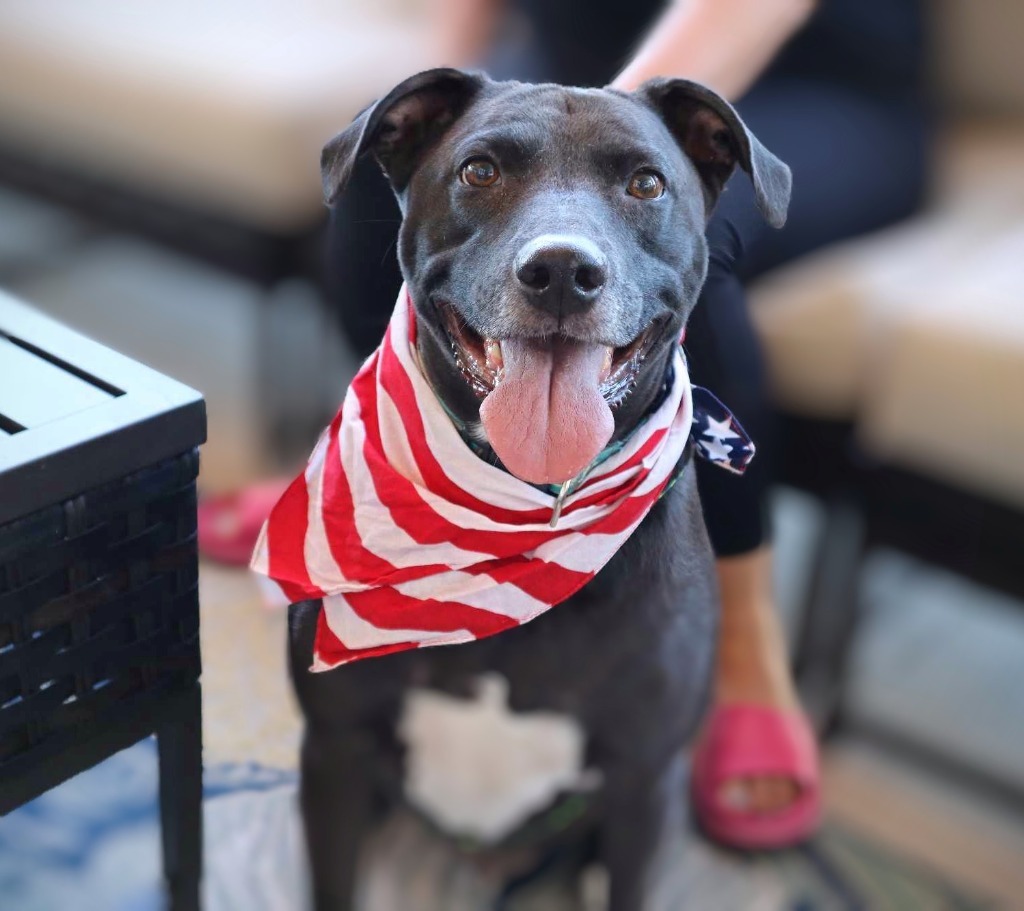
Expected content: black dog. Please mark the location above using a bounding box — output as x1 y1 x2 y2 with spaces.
291 68 790 910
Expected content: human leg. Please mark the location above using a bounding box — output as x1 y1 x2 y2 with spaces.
688 79 928 836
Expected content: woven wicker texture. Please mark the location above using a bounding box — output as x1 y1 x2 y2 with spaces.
0 449 201 792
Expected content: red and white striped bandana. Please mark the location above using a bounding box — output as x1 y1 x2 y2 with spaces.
251 287 695 671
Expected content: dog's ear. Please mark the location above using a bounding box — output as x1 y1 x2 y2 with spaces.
321 68 486 205
636 78 791 228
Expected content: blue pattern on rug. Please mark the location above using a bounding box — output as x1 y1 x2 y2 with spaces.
0 739 297 911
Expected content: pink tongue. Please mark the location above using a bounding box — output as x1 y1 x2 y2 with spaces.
479 338 613 485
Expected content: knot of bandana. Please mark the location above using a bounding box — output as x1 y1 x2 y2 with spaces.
251 287 752 672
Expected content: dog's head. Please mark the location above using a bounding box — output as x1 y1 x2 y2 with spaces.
322 69 790 485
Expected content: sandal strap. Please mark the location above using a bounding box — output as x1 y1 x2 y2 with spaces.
692 704 819 791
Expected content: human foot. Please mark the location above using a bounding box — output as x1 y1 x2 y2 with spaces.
690 703 820 849
690 548 821 847
197 478 291 565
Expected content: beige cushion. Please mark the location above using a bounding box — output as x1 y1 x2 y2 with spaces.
858 222 1024 508
750 124 1024 420
0 0 432 230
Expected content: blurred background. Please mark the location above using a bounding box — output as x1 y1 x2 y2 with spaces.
1 0 1023 908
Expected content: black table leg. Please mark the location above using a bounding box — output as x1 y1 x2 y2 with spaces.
157 683 203 911
793 496 867 736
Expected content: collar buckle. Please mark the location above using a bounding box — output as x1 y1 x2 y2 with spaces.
549 482 573 528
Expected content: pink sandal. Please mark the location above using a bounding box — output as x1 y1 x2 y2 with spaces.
197 479 290 565
690 704 821 850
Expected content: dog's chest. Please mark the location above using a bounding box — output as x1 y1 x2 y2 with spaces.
397 674 596 844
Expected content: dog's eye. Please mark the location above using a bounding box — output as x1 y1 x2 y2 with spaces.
627 169 665 200
461 157 500 188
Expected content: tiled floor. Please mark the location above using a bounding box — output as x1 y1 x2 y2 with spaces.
4 185 1024 906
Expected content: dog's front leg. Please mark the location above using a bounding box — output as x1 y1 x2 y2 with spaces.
599 751 687 911
300 727 378 911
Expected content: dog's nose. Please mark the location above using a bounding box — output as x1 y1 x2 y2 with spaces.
515 235 607 315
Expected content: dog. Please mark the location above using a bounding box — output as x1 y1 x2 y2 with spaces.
286 68 790 910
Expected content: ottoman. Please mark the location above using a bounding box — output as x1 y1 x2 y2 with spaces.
0 290 206 910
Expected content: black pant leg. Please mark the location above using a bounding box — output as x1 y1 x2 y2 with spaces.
686 81 929 556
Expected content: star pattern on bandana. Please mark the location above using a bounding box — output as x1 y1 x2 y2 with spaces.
690 386 756 475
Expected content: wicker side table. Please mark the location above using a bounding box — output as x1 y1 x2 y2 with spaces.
0 291 206 911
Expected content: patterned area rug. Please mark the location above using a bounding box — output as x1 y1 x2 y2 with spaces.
0 739 993 911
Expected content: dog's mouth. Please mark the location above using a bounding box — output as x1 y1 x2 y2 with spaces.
437 302 663 485
439 303 660 405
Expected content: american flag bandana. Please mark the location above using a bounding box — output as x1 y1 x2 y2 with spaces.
251 287 753 672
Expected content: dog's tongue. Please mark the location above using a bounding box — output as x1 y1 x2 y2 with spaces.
479 337 613 485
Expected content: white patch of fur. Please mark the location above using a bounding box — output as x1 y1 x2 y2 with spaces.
398 674 592 843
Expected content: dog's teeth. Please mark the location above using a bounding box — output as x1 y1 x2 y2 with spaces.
599 346 614 383
485 338 503 373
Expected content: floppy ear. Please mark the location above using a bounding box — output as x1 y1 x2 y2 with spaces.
636 78 791 228
321 67 486 205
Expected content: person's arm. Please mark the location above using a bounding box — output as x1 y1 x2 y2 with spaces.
429 0 506 68
613 0 816 99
